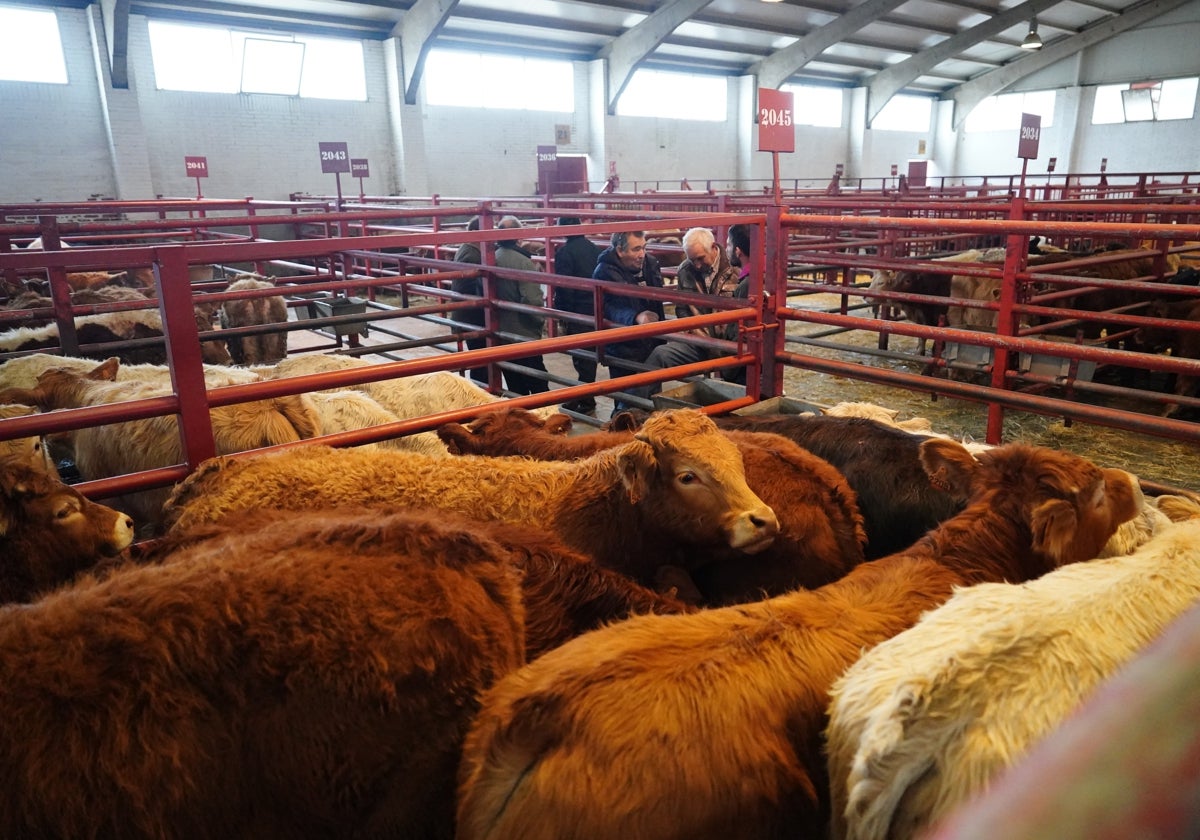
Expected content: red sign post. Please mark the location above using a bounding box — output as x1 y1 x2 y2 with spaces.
757 88 794 205
319 141 351 210
184 155 208 199
350 158 369 200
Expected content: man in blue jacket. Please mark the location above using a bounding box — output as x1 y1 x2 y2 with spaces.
592 230 664 414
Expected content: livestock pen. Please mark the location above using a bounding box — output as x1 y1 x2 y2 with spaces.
2 196 1199 530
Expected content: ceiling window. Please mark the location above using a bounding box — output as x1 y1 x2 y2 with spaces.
0 5 68 84
783 84 843 128
871 94 932 132
1092 78 1198 124
424 49 573 112
616 69 726 121
965 90 1056 132
148 20 366 100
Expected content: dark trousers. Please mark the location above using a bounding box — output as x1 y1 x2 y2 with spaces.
565 321 598 384
504 353 550 395
462 334 489 385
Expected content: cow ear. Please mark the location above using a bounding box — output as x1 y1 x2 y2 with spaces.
608 411 642 433
1030 498 1079 562
545 414 573 435
617 440 654 505
88 358 120 381
436 423 470 455
918 438 976 499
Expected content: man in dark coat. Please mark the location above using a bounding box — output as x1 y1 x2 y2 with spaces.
592 230 664 414
552 217 603 413
451 216 488 385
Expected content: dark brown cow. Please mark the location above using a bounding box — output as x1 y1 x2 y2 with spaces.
439 406 867 605
455 440 1143 840
0 508 687 840
0 463 134 603
712 414 963 558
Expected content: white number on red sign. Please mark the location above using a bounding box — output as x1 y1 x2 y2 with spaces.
321 150 348 161
759 107 793 127
1021 126 1039 140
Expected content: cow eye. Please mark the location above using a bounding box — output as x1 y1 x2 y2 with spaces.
54 502 78 520
677 471 699 486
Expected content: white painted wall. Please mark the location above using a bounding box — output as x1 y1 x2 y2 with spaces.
1 4 1199 203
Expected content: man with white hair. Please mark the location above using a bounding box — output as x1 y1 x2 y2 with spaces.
631 226 743 398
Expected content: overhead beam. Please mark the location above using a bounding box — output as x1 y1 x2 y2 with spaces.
949 0 1195 128
749 0 911 91
100 0 131 89
391 0 459 105
597 0 714 114
867 0 1062 124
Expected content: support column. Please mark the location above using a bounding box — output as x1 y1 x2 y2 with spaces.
88 6 153 198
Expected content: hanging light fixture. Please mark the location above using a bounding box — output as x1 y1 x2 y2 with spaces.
1021 17 1043 50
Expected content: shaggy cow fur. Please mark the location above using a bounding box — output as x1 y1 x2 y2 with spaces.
0 507 691 839
219 275 289 366
0 358 320 534
162 410 780 587
712 414 963 558
826 495 1200 840
438 406 867 605
453 440 1142 840
0 463 134 604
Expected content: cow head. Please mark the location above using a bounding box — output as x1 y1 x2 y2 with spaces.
618 409 778 554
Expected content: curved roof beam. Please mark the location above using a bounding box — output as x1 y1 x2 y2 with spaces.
866 0 1062 124
949 0 1194 128
99 0 131 89
391 0 460 105
598 0 715 114
749 0 911 91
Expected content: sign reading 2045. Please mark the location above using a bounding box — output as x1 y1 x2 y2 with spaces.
757 88 795 153
319 141 351 174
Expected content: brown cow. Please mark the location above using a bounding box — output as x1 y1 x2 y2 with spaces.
218 274 289 365
0 508 686 839
0 463 134 603
454 439 1143 840
438 406 867 605
162 410 780 589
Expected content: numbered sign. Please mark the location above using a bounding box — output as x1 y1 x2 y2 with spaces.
350 158 370 178
1018 113 1041 159
319 141 351 174
757 88 795 153
184 156 209 178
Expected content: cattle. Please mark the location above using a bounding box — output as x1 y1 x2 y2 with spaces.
1 286 153 330
1135 296 1200 417
303 389 448 456
453 440 1142 840
0 403 56 476
0 358 320 534
712 413 963 558
0 306 231 366
0 463 134 604
867 269 952 355
0 507 689 839
924 597 1200 840
826 495 1199 840
218 274 289 366
0 352 262 392
162 410 780 588
438 406 867 605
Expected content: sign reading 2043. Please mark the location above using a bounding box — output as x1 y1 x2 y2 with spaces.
318 141 351 174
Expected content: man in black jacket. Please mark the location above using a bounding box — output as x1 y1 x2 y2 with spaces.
552 217 602 413
592 231 664 414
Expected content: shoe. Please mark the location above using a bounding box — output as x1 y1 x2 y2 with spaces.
562 398 597 414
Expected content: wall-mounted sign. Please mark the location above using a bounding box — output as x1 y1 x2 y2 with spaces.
350 158 370 178
1018 113 1041 159
319 141 351 174
184 156 208 178
890 164 899 177
757 88 794 153
555 124 572 145
1047 157 1057 173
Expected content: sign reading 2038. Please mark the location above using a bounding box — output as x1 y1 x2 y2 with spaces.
319 141 351 174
